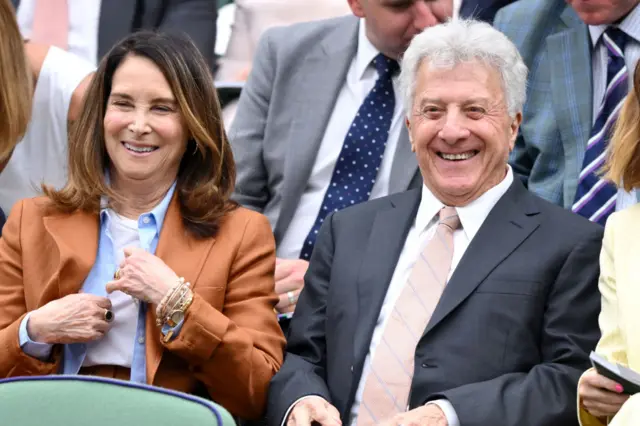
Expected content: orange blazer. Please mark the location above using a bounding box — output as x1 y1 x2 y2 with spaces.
0 195 285 420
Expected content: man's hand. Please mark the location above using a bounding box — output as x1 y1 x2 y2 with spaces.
380 404 448 426
275 258 308 313
287 396 341 426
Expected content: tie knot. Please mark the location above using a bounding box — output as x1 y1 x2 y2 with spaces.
438 207 461 231
603 27 627 58
373 53 399 78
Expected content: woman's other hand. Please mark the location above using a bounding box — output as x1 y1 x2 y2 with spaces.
106 247 178 305
27 293 113 344
579 368 630 419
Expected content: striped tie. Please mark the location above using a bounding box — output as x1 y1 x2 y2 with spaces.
356 207 460 425
572 28 628 225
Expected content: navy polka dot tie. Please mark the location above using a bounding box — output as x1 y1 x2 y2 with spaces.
299 54 399 260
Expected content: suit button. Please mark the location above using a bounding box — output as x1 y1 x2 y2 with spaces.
350 365 354 373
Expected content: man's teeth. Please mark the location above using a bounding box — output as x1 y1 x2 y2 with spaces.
440 152 475 161
124 142 155 153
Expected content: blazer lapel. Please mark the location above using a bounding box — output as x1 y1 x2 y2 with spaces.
274 17 359 243
422 180 541 337
388 125 418 193
98 0 137 59
547 8 593 207
145 196 217 384
43 210 100 299
352 190 421 369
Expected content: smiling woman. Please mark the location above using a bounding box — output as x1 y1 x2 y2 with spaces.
0 32 285 421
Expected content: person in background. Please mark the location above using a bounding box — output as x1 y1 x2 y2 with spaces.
0 0 31 235
267 19 602 426
229 0 453 335
578 62 640 426
0 0 94 218
0 31 284 421
216 0 351 82
12 0 217 69
494 0 640 224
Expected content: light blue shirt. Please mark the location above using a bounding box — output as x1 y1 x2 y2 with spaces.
19 183 179 383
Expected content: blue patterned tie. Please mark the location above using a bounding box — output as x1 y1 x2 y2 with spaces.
299 54 399 260
573 28 628 225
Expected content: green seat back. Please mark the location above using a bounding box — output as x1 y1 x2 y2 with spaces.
0 375 236 426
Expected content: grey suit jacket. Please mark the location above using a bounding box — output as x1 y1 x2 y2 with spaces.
228 16 419 247
12 0 217 67
494 1 592 209
267 180 602 426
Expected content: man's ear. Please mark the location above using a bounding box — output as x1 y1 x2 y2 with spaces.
406 117 416 153
508 112 522 152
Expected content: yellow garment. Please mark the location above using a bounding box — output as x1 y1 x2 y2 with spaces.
579 205 640 425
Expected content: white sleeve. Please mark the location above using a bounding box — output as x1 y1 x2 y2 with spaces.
30 46 95 145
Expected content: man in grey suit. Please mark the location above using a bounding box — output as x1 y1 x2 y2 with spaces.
12 0 217 68
267 19 601 426
494 0 640 223
228 0 452 325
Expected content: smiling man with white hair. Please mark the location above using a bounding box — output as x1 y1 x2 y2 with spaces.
266 19 603 426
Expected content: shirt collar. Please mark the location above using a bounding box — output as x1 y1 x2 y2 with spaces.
100 181 177 232
588 4 640 47
355 19 382 81
415 166 514 241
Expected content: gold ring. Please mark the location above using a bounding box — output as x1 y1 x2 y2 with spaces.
104 310 114 322
114 268 122 280
287 291 297 305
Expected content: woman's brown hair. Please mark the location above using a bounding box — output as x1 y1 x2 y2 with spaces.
45 31 236 238
0 0 32 161
604 61 640 191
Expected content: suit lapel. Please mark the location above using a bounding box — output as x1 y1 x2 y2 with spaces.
145 195 217 384
98 0 137 59
547 8 592 207
388 125 418 193
43 210 100 299
422 180 541 337
352 190 421 368
274 17 359 243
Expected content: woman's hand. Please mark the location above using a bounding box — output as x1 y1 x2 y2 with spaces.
106 247 178 306
28 293 113 344
579 368 629 419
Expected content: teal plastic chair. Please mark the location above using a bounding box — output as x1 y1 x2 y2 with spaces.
0 375 236 426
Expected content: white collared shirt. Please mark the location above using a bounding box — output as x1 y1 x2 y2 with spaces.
83 210 140 368
17 0 102 66
587 5 640 211
276 18 405 259
349 167 515 425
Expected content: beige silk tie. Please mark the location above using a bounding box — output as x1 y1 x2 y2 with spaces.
356 206 461 425
31 0 69 50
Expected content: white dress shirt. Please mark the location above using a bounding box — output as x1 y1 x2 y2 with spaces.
283 168 514 426
17 0 102 66
588 5 640 210
83 210 140 368
276 19 405 259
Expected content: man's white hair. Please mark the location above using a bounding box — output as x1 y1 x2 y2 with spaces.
399 19 528 118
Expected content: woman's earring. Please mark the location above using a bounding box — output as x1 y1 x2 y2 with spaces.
191 140 199 156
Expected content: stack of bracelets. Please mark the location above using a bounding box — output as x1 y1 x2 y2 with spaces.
156 277 194 341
